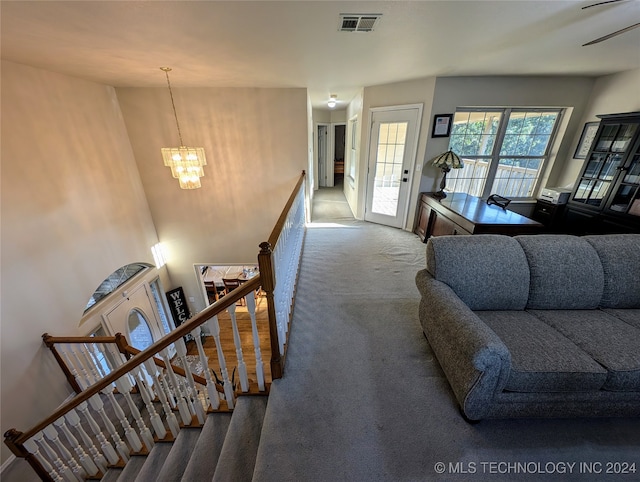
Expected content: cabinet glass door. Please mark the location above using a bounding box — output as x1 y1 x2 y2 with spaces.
572 123 638 207
606 147 640 216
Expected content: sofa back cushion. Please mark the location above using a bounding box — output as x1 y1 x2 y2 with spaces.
515 235 604 310
426 235 530 310
583 234 640 309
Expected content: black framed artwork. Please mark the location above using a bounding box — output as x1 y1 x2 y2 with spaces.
574 122 599 159
432 114 453 138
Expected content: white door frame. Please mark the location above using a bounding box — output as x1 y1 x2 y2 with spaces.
364 104 423 229
316 123 331 187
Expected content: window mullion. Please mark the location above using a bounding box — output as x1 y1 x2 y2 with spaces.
481 108 511 198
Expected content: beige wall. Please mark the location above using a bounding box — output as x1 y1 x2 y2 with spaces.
116 86 308 314
557 68 640 187
0 61 160 464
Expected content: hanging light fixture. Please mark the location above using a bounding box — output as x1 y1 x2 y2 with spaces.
327 94 338 109
160 67 207 189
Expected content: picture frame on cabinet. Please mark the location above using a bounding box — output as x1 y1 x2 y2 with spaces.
574 122 599 159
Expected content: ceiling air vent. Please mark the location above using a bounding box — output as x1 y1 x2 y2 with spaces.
339 14 382 32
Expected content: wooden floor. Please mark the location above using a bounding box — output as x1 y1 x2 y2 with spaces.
184 293 272 391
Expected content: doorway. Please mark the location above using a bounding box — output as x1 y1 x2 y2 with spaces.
364 105 422 228
316 122 346 188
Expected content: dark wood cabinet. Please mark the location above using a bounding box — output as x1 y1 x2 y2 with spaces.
531 200 565 231
414 193 542 241
564 112 640 234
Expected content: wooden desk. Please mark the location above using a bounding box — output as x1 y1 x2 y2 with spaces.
414 193 543 242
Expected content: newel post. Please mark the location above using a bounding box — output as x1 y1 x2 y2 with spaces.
114 333 132 359
4 429 51 481
258 241 283 379
42 333 82 394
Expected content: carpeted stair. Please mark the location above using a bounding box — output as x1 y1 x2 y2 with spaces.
102 395 267 481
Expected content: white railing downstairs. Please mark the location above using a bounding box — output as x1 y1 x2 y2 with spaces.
4 171 307 481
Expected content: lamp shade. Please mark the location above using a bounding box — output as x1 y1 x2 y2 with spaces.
430 149 463 170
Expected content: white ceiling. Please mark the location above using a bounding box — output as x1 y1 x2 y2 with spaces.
2 1 639 109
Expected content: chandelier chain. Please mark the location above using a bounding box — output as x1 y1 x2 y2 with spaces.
162 67 184 146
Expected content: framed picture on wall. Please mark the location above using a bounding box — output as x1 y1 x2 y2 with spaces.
574 122 599 159
432 114 453 138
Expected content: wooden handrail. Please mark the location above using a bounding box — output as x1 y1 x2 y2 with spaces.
42 334 118 346
267 171 306 247
8 275 261 447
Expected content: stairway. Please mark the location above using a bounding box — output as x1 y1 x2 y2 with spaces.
99 395 268 482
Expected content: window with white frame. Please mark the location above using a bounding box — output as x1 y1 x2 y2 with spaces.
446 109 562 199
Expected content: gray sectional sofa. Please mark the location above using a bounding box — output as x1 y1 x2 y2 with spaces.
415 233 640 420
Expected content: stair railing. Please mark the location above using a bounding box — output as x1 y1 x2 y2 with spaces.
5 278 261 481
4 170 307 481
258 170 307 378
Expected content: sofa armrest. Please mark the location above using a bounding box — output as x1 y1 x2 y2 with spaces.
416 269 512 420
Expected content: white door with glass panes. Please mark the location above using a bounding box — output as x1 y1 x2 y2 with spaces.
365 106 422 228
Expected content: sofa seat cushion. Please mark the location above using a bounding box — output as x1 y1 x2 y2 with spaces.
530 310 640 392
476 311 607 393
601 308 640 330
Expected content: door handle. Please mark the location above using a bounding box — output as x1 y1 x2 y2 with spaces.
403 178 408 182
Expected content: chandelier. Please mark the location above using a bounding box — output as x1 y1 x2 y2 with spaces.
160 67 206 189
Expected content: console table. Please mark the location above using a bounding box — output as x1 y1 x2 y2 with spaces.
414 193 544 242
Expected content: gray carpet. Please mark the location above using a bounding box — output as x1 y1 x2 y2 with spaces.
253 185 640 481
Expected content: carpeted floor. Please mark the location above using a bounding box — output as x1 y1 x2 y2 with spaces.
253 185 640 481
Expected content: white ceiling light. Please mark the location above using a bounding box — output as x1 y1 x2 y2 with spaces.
328 95 338 109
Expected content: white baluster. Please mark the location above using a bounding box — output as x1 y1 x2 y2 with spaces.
69 347 96 387
160 349 193 425
245 294 266 391
103 389 142 452
43 425 84 480
53 417 99 477
23 438 65 482
133 366 168 440
79 347 103 383
36 428 81 481
192 326 220 409
157 366 177 409
144 359 180 437
60 349 87 390
88 394 129 462
84 343 106 378
206 315 235 409
174 338 206 423
65 407 108 473
114 376 155 449
76 401 119 465
227 303 249 392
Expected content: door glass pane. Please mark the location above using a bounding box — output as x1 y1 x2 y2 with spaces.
127 309 154 350
612 124 637 152
624 155 640 184
371 121 407 216
600 154 623 180
583 153 607 178
595 125 618 151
